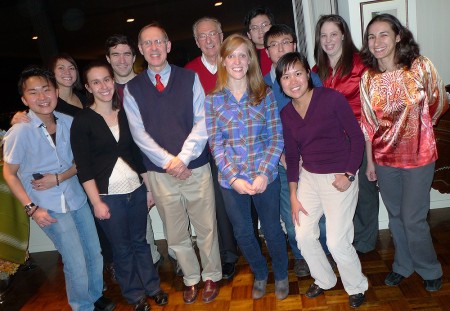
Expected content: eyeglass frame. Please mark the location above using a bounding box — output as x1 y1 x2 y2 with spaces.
265 40 295 49
195 31 222 41
139 39 167 48
249 22 271 32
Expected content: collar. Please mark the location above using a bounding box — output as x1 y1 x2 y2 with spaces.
147 62 171 84
201 54 217 74
28 110 58 128
269 65 276 83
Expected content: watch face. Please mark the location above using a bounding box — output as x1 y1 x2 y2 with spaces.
348 175 355 181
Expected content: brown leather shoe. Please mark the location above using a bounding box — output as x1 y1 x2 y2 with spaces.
202 280 220 303
183 283 199 304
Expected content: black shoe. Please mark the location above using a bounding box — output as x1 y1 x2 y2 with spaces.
134 297 150 311
18 258 37 272
424 277 442 292
154 256 164 271
94 295 115 311
222 262 236 280
305 283 324 298
349 293 365 308
169 256 183 276
385 271 405 286
150 290 168 305
293 259 310 277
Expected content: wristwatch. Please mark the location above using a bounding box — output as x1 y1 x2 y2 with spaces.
24 202 36 213
344 173 355 182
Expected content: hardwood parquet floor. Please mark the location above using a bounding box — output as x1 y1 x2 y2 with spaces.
1 207 450 311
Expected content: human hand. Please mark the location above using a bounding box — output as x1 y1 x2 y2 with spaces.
11 111 30 126
366 161 377 181
290 195 308 226
31 173 58 191
332 174 352 192
231 178 256 195
251 175 268 194
32 207 57 228
165 157 190 179
147 190 155 209
93 201 111 220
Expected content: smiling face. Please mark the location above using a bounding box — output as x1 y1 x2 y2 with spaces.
138 26 171 73
367 21 400 68
85 66 115 104
195 19 223 61
279 61 310 101
319 21 344 59
223 43 250 82
265 34 296 65
21 76 58 118
53 58 78 88
106 44 136 80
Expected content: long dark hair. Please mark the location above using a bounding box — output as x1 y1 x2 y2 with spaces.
360 13 420 72
82 61 120 110
314 14 358 81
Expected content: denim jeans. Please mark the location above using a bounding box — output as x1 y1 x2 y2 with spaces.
43 202 103 311
279 165 330 258
221 177 288 281
97 184 161 303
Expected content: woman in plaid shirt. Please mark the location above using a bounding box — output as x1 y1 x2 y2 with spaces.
205 33 288 301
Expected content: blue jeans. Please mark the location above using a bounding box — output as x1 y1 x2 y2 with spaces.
278 165 330 258
43 202 103 311
97 184 161 303
221 177 288 281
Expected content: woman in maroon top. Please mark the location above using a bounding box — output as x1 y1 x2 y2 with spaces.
313 14 379 254
276 52 367 308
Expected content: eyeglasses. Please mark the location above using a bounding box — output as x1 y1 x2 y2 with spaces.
196 31 222 41
140 39 166 48
249 22 271 32
266 40 294 49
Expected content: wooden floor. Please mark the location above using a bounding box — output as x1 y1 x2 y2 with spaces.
2 208 450 311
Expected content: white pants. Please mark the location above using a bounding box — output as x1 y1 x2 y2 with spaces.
295 169 368 295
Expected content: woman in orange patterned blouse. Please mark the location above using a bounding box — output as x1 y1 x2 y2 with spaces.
360 13 448 292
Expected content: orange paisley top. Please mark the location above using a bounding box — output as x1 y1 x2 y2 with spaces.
360 56 449 168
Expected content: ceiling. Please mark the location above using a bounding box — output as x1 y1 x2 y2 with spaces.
1 0 295 61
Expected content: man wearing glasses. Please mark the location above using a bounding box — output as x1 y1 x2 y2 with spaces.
124 22 222 305
185 17 239 281
244 6 275 75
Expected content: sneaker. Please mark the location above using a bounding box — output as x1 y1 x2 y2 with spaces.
133 297 150 311
424 277 442 292
384 271 405 286
275 278 289 300
294 259 310 277
252 278 267 299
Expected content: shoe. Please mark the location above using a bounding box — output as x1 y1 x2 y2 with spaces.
424 277 442 292
150 290 168 305
385 272 405 286
305 283 324 298
169 256 184 276
183 283 199 304
94 295 115 311
275 278 289 300
293 259 310 277
222 262 236 280
153 256 164 271
349 293 365 308
133 297 150 311
202 280 220 303
327 254 337 271
18 257 37 272
252 278 267 299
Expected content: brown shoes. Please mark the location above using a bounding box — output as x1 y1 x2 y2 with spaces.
202 280 220 303
183 284 199 304
183 280 220 304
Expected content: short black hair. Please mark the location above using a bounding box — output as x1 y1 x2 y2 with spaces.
18 66 57 96
263 24 297 48
244 6 275 31
105 34 137 56
275 52 313 92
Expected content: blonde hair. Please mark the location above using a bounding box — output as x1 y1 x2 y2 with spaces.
215 33 268 106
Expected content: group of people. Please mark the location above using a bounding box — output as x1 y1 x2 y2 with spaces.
2 5 448 311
